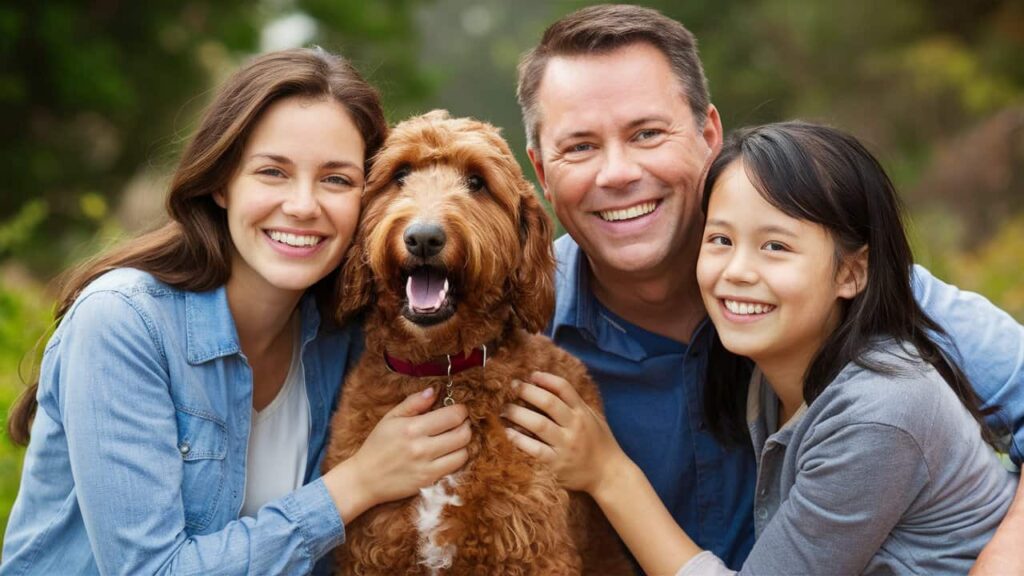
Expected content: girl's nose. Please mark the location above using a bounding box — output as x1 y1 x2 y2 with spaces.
722 250 758 285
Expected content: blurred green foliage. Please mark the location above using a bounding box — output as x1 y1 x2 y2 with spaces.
1 0 1022 543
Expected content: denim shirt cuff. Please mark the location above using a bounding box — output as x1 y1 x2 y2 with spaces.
282 478 346 560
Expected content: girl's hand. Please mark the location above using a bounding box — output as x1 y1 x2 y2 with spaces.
502 371 628 496
326 387 470 522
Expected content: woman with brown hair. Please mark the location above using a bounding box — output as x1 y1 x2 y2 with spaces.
2 48 470 575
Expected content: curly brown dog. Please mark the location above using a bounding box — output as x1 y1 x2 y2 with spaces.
323 110 632 575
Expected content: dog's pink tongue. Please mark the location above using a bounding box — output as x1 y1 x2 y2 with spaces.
406 270 449 312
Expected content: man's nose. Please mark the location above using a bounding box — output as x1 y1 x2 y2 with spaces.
595 144 642 190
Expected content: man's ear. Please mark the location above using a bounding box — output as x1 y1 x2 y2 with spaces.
526 147 551 203
837 246 869 300
703 104 724 157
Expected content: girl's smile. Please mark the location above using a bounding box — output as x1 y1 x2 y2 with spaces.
696 160 860 380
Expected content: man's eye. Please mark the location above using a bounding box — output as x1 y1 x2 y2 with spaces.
567 143 594 154
635 129 662 141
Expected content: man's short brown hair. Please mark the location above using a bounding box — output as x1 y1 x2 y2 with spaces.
516 4 710 151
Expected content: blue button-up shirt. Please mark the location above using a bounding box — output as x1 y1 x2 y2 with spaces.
2 268 363 575
548 235 1024 570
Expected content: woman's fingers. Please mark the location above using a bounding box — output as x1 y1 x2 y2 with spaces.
422 419 472 460
411 402 469 437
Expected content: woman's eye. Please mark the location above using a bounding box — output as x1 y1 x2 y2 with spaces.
466 174 485 192
763 241 788 252
708 235 732 246
324 175 353 187
257 167 285 178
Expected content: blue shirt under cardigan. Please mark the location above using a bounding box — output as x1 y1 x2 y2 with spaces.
2 268 363 575
548 234 1024 569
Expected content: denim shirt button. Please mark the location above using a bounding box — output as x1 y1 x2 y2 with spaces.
179 442 190 455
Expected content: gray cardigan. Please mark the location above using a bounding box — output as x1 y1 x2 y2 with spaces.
680 340 1018 575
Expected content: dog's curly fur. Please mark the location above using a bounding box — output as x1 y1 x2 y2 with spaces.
323 110 632 575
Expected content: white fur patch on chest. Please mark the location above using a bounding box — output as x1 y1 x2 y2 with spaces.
415 473 463 575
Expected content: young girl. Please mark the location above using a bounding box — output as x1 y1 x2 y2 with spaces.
2 48 470 575
506 121 1018 574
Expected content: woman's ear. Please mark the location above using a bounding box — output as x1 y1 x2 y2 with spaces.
837 246 869 300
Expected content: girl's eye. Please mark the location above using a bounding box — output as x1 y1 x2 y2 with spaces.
466 174 485 192
763 241 788 252
708 235 732 246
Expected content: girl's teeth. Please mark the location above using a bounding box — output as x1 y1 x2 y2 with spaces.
724 300 774 315
599 201 657 222
268 230 323 247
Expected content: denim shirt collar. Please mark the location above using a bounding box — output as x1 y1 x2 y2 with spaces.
185 287 321 365
552 236 710 361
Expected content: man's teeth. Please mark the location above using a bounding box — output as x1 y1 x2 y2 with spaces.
599 201 657 222
724 300 775 315
268 230 323 247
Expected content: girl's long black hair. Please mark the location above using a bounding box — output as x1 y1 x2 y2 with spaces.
701 121 998 446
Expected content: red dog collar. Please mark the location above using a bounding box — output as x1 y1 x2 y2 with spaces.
383 346 488 377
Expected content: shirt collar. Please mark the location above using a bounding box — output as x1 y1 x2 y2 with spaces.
747 368 808 450
185 286 321 365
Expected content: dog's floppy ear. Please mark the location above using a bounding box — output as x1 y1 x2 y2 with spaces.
336 227 374 325
512 186 556 333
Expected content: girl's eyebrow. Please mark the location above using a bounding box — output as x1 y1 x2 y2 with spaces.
705 218 799 238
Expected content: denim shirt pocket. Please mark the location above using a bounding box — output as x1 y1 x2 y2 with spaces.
175 407 228 532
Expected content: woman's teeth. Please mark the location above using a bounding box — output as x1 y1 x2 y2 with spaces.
268 230 323 247
599 201 657 222
724 300 775 315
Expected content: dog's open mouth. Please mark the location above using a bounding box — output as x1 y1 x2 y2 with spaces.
402 266 456 326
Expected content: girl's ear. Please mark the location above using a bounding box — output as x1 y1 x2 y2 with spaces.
837 246 869 300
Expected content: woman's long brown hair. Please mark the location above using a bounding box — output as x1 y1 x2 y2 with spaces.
7 48 388 445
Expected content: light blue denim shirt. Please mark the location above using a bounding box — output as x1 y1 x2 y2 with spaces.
550 235 1024 569
2 268 363 575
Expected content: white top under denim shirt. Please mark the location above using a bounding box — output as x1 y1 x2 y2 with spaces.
1 268 363 575
678 340 1018 575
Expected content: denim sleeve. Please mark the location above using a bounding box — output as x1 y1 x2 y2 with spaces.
912 265 1024 464
60 291 345 575
738 423 929 575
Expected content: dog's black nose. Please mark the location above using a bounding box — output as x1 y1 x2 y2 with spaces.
404 222 446 258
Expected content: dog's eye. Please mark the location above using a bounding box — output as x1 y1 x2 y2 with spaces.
394 165 412 187
466 174 485 192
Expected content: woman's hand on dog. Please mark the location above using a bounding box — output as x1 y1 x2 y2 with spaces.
502 372 630 498
324 387 471 523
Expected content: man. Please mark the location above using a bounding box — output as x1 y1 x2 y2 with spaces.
510 3 1023 571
